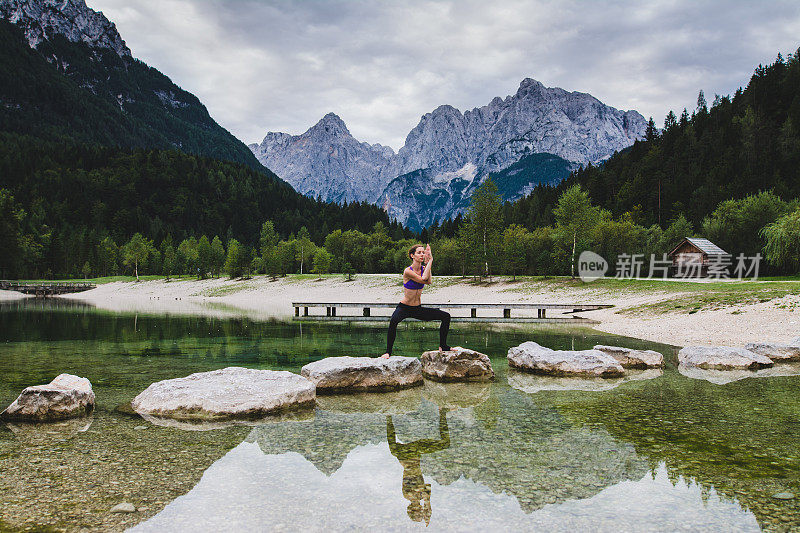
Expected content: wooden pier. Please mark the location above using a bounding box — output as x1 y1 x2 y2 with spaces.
0 280 96 297
291 302 612 324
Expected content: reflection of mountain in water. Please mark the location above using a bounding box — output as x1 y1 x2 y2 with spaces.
247 388 649 512
247 410 387 476
555 370 800 531
423 389 650 512
131 442 759 532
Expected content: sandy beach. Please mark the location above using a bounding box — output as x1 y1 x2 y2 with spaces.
4 275 797 348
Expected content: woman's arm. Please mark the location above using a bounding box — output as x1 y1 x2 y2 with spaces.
422 246 433 284
405 267 431 285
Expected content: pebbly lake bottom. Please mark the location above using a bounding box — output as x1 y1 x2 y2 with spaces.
0 300 799 532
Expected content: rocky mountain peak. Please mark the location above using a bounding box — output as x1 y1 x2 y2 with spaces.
310 112 350 137
251 78 647 227
0 0 131 57
517 77 544 92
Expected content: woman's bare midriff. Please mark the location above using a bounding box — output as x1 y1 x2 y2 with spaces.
400 287 423 306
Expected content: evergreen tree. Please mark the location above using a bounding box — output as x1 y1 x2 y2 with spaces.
645 117 659 142
162 242 177 280
312 248 332 278
259 221 279 262
210 236 225 278
501 224 529 280
664 110 678 130
197 235 212 278
224 239 243 278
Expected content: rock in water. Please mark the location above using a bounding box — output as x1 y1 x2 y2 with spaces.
678 346 773 370
130 367 315 421
744 343 800 362
507 341 624 377
1 374 95 421
110 502 137 513
300 356 422 393
420 347 494 382
593 345 664 368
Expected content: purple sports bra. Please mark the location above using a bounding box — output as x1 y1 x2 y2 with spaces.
403 265 425 290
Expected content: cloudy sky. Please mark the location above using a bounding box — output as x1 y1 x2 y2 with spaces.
89 0 800 150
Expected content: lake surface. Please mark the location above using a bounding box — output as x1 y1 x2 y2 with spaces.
1 299 799 532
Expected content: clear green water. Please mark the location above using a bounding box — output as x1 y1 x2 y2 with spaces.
1 299 799 532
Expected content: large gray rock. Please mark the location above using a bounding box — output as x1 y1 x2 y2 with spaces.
507 341 624 377
130 367 315 421
1 374 95 421
593 345 664 368
744 343 800 362
300 356 422 393
678 346 773 370
420 347 494 382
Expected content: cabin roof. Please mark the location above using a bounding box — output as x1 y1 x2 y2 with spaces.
668 237 728 257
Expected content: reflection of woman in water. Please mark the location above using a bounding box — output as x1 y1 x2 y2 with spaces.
386 408 450 525
381 244 451 358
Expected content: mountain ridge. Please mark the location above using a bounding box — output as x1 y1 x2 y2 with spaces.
251 79 645 228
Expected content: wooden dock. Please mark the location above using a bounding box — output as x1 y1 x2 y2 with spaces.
291 302 612 324
0 280 96 297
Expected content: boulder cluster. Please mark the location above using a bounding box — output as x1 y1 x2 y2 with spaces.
507 341 663 377
4 337 797 424
1 347 495 424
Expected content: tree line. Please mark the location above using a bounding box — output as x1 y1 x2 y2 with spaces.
5 176 796 281
0 132 412 279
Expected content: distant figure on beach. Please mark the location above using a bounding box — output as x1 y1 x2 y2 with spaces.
386 407 451 524
381 244 451 358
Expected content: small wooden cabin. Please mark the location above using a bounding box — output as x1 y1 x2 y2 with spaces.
668 237 729 277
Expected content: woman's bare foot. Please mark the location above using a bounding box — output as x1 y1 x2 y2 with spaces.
380 353 391 359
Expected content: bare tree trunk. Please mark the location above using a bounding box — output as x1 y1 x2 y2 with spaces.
571 231 576 278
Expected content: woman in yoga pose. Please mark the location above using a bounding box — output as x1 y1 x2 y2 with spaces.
380 244 451 358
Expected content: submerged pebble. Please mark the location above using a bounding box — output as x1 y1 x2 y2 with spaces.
772 492 795 500
110 502 136 513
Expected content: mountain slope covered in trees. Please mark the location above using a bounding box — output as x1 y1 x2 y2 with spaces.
0 133 408 278
0 19 264 171
507 49 800 230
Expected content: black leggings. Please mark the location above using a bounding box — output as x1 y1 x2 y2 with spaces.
386 303 451 355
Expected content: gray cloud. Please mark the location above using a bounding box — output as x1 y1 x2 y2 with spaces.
90 0 800 150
